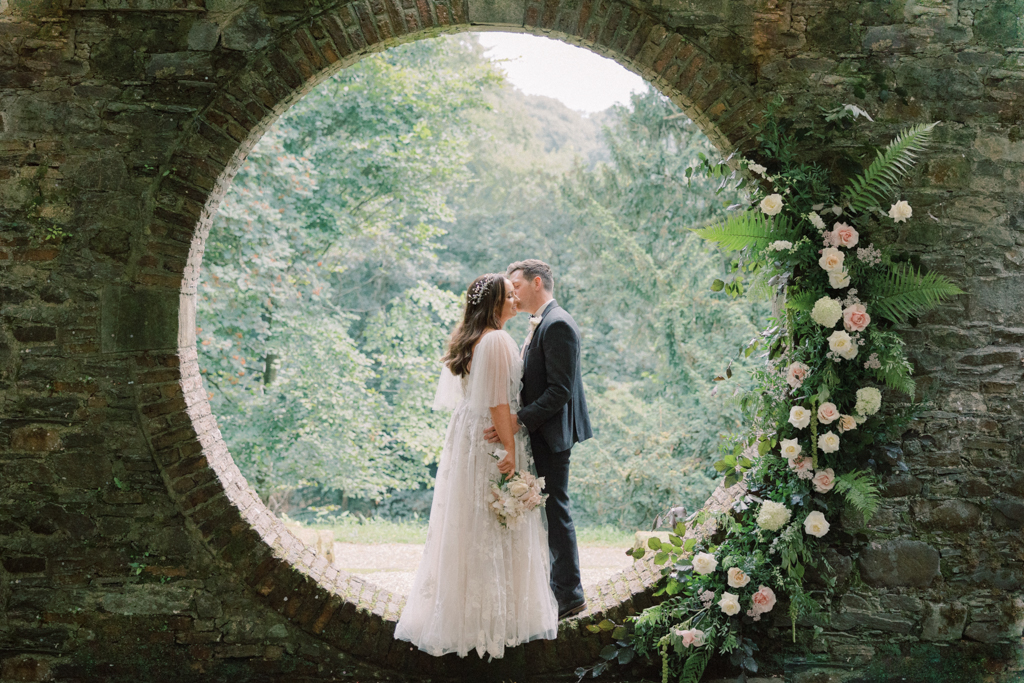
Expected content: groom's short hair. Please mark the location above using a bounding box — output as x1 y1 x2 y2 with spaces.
507 259 553 292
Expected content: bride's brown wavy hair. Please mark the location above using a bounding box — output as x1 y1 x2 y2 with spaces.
443 274 508 377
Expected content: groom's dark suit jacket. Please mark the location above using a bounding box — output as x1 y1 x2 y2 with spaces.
517 302 593 454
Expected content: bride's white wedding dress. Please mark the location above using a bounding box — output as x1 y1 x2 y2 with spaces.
394 330 558 659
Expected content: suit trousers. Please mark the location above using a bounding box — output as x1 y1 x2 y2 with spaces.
531 434 584 611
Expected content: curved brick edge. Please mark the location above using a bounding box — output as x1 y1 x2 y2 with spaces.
129 0 768 676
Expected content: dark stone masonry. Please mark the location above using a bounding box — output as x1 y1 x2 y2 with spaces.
1 0 1022 680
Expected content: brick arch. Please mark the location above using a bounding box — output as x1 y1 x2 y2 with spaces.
132 0 764 674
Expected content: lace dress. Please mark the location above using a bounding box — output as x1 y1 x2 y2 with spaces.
394 330 558 659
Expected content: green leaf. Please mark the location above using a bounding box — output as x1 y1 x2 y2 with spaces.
669 534 683 547
654 551 670 565
611 626 628 640
617 647 635 665
786 289 818 312
648 536 663 550
834 470 880 523
600 644 618 660
631 547 646 559
683 538 696 552
586 624 602 634
674 521 687 537
694 210 792 253
868 262 964 324
680 649 712 683
710 279 725 292
599 619 615 631
842 122 937 213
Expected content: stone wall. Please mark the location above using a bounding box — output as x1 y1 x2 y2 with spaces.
1 0 1023 680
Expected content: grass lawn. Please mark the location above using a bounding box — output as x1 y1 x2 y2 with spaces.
307 516 636 548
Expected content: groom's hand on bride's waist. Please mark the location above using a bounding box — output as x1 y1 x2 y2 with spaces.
483 414 518 443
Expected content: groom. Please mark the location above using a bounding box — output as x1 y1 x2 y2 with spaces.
485 259 592 620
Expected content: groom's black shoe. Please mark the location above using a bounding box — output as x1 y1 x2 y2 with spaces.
558 598 587 620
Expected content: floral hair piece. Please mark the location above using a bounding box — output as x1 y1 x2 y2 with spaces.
467 276 492 306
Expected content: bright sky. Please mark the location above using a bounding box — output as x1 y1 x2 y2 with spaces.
474 32 647 114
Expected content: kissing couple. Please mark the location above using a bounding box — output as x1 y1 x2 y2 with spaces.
394 259 593 660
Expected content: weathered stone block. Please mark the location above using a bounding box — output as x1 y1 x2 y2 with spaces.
858 540 940 588
921 601 967 641
187 20 220 51
991 498 1024 529
101 584 197 615
100 286 179 353
10 426 60 452
222 5 274 51
911 499 982 531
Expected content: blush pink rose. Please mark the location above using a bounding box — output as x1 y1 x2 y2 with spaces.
838 414 857 433
789 456 814 479
812 468 836 493
750 585 777 614
832 222 859 248
843 303 871 332
785 362 810 389
679 629 696 648
817 402 840 425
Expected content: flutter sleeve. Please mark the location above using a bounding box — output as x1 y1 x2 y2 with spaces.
432 363 464 411
465 331 522 416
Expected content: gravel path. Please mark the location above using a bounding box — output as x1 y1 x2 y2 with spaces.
332 542 635 597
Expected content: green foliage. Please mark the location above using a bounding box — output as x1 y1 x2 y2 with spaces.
842 122 936 212
866 261 965 324
834 470 880 522
694 209 791 253
680 648 712 683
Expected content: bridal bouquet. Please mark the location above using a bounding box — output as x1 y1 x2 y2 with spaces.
489 449 547 530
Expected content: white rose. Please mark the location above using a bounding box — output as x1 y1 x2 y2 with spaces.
508 480 530 498
827 330 858 360
804 511 830 538
807 211 826 231
855 387 882 416
888 200 912 223
788 405 811 429
692 552 718 575
756 500 792 531
760 194 784 216
780 438 802 461
718 592 741 616
811 297 843 328
818 430 840 454
818 246 845 274
828 270 851 289
727 567 751 588
749 162 767 175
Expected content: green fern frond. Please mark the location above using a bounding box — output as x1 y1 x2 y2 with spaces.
868 262 964 323
680 649 712 683
786 289 817 312
694 210 791 252
834 470 880 523
874 366 916 399
842 122 936 213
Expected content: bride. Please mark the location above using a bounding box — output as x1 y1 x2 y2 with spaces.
394 273 558 659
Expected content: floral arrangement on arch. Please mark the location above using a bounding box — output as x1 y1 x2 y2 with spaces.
595 107 964 682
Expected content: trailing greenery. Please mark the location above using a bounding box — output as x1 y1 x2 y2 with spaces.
598 104 965 681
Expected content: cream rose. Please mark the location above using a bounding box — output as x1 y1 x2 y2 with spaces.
828 270 851 289
780 438 802 461
811 297 843 328
818 246 845 274
804 511 830 537
812 468 836 493
832 222 859 248
785 362 810 389
727 567 751 588
827 330 858 360
760 194 784 216
888 200 912 223
817 402 839 424
692 552 718 575
788 405 811 429
691 629 706 647
818 431 840 454
718 592 741 616
756 500 792 531
508 480 530 497
855 387 882 416
843 303 871 332
838 414 857 433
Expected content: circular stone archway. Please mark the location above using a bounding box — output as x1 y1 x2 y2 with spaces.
136 0 765 674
